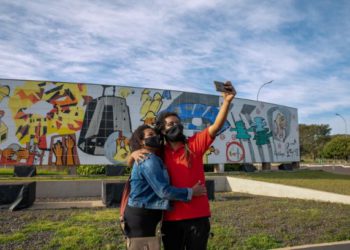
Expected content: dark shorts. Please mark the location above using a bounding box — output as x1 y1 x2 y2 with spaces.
124 204 162 237
161 217 211 250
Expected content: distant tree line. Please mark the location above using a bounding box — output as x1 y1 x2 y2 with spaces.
299 124 350 161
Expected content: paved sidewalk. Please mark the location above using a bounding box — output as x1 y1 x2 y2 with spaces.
227 177 350 205
302 165 350 175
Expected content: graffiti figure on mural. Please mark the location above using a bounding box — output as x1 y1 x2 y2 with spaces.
274 113 287 142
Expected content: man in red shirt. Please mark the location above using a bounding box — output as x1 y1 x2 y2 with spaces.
154 81 236 250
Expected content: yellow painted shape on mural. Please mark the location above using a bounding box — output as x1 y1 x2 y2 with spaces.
141 89 151 103
141 111 157 126
0 122 8 143
203 146 215 164
8 81 87 144
113 137 131 162
140 90 163 118
118 87 133 98
0 85 10 102
149 92 163 114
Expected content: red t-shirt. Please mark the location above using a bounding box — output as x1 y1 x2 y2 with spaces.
163 128 214 221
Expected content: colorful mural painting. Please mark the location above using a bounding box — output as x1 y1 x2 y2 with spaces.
0 79 300 166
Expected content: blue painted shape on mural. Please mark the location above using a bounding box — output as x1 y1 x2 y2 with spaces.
230 120 253 140
250 117 267 132
166 103 230 134
162 90 171 100
249 117 272 145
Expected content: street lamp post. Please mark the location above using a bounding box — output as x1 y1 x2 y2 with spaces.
335 113 348 135
256 80 273 101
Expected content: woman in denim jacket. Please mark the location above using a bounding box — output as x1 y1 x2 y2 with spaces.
124 124 207 238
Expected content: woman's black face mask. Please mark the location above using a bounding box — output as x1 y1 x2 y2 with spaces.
144 135 162 148
165 124 186 142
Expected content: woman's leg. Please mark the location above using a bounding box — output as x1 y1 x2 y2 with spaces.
124 205 162 237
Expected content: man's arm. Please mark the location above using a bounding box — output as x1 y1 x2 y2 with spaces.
126 149 149 167
208 81 236 138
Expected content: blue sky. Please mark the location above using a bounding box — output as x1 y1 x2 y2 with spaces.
0 0 349 135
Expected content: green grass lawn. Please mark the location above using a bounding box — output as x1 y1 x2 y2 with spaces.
0 168 128 181
0 193 349 250
228 170 350 196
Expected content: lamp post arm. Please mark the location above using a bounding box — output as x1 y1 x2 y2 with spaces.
256 80 273 101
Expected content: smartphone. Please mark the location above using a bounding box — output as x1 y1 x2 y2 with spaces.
214 81 236 94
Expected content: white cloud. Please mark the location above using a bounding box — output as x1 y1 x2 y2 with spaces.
0 0 350 134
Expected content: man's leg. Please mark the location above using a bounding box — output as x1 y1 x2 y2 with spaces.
161 220 186 250
185 217 211 250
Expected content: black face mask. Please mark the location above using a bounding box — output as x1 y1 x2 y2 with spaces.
165 124 186 142
144 135 162 148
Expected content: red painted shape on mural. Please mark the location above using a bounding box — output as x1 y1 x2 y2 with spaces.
77 83 84 92
56 121 62 129
82 95 93 105
226 141 245 163
67 121 82 131
38 135 47 149
14 111 29 119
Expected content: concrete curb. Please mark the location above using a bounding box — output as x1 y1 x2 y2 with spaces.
29 200 104 210
273 240 350 250
226 177 350 205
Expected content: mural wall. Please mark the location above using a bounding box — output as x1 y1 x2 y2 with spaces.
0 79 299 166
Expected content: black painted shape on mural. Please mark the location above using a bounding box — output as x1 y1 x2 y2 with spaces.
45 85 63 95
15 125 29 141
38 82 46 87
78 85 132 155
64 88 76 101
46 91 61 103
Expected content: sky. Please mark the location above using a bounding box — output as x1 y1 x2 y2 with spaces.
0 0 349 135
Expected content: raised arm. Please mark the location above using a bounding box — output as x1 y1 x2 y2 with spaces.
208 81 236 138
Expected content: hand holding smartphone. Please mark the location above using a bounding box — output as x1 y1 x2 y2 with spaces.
214 81 237 95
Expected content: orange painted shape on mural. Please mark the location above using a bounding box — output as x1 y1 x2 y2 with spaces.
52 97 78 107
17 90 40 103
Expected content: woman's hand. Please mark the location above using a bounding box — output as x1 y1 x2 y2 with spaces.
192 181 207 196
127 148 149 166
222 81 236 103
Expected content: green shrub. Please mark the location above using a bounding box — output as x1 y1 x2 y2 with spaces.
123 166 132 176
204 164 215 172
224 163 241 171
77 165 106 176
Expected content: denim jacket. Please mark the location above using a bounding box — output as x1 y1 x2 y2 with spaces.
128 153 192 210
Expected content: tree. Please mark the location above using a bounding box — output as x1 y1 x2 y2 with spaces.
321 136 350 160
299 124 331 160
